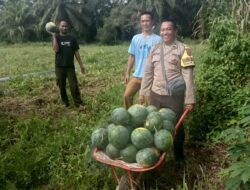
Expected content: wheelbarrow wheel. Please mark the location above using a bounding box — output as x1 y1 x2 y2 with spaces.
118 175 129 190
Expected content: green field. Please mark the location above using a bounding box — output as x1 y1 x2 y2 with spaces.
0 42 224 190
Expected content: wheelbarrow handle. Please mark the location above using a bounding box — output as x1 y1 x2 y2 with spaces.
174 108 190 135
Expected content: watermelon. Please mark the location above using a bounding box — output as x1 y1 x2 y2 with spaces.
159 108 176 123
45 22 57 33
106 143 120 159
108 125 130 149
136 147 160 167
111 107 131 127
120 144 138 163
145 112 163 133
128 104 148 127
131 128 154 149
91 128 108 150
126 125 134 136
146 105 157 113
107 123 116 134
162 120 175 134
154 129 173 152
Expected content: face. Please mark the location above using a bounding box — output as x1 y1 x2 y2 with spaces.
160 21 177 44
140 14 153 33
59 21 69 35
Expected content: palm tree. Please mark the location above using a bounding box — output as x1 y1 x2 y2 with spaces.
99 0 202 41
150 0 175 19
0 0 37 42
32 0 96 39
92 0 113 28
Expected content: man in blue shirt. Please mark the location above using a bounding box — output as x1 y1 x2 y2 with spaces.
124 11 161 109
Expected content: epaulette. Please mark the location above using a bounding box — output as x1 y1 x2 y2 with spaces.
151 43 161 54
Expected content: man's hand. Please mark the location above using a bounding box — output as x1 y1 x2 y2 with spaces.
49 32 56 36
80 65 85 74
138 95 145 105
185 104 194 111
124 55 134 84
124 72 130 84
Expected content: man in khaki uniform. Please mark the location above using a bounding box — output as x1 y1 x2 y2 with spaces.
139 18 195 161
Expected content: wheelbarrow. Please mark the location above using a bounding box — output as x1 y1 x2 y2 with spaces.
93 108 190 190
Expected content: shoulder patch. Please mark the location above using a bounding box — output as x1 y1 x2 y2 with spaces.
181 46 195 67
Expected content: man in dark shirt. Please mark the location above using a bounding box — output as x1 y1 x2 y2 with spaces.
50 20 85 107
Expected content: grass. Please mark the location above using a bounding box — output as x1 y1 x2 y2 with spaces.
0 42 128 77
0 42 226 190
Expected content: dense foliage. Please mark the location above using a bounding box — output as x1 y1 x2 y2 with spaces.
0 0 203 43
219 104 250 190
190 18 249 138
188 2 250 189
193 0 249 38
97 0 202 43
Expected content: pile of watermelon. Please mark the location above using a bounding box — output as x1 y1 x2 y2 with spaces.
91 104 176 168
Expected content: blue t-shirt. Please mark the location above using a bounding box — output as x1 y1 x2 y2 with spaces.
128 33 161 78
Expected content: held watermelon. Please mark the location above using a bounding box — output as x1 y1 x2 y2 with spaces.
128 104 148 127
106 143 120 159
120 144 138 163
154 129 173 152
111 107 131 127
136 147 160 168
131 128 154 149
159 108 177 123
108 125 130 149
45 22 57 33
145 112 163 133
91 128 109 150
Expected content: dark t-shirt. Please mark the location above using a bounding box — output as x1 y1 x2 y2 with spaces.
55 35 79 68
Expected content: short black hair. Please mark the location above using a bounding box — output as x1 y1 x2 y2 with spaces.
161 17 177 30
139 11 154 20
59 20 70 26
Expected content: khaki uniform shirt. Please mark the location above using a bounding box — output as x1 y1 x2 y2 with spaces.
140 40 196 104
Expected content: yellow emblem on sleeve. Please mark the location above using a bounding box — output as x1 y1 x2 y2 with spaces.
181 47 195 67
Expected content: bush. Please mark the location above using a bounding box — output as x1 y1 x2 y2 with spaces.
188 16 250 190
219 104 250 190
97 19 120 45
189 17 250 140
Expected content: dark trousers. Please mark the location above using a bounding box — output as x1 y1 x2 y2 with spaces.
55 67 82 105
150 91 185 160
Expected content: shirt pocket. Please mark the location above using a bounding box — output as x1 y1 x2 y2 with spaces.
151 53 160 64
168 54 181 71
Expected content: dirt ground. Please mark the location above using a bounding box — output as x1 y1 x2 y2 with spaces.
139 142 228 190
